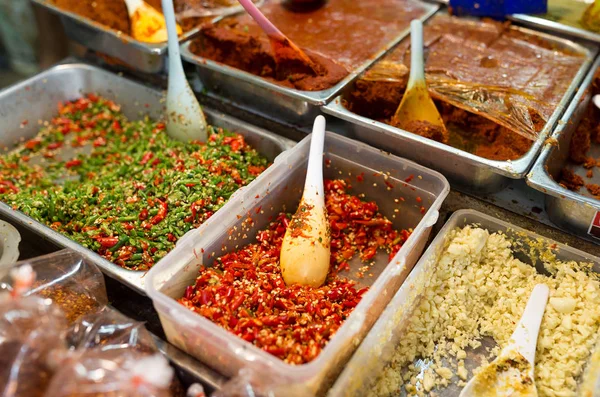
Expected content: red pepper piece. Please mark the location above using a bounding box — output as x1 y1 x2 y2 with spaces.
65 159 82 168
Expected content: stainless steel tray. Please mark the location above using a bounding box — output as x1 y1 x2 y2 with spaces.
527 55 600 242
328 208 600 396
0 62 294 294
180 0 439 126
31 0 204 74
509 0 600 44
322 16 597 194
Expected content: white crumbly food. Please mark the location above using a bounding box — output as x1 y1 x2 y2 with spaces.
370 226 600 397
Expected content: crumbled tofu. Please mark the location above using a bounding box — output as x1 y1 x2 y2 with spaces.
369 225 600 397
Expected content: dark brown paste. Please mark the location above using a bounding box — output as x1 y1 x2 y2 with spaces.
558 69 600 197
191 26 348 91
344 15 585 161
190 0 429 91
395 119 449 144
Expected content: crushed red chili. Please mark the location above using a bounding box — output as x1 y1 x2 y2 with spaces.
179 179 410 364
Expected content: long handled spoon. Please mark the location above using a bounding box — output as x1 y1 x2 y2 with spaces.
280 116 330 287
391 20 446 132
162 0 208 142
237 0 318 76
124 0 182 43
459 284 550 397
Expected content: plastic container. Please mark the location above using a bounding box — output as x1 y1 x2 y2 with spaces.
146 132 449 395
328 209 600 396
0 220 20 267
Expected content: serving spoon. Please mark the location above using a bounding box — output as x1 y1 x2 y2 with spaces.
124 0 181 43
162 0 208 142
237 0 318 76
391 20 446 133
459 284 550 397
280 115 330 287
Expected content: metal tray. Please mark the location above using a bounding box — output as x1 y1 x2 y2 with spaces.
31 0 204 74
180 0 439 126
322 14 597 195
0 62 294 294
328 208 600 396
509 0 600 44
527 55 600 242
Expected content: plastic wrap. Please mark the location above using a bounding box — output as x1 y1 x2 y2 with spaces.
0 249 107 323
359 15 586 142
362 59 547 141
53 308 185 397
0 265 67 397
45 350 174 397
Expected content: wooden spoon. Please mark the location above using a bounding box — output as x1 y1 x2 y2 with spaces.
124 0 182 43
459 284 550 397
391 20 446 133
162 0 208 142
280 116 330 287
237 0 319 76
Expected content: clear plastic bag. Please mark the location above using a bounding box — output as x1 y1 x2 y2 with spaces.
0 264 68 397
0 249 107 323
46 307 184 397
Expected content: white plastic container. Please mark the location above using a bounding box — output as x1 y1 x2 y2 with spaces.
0 220 20 267
328 209 600 397
146 132 449 395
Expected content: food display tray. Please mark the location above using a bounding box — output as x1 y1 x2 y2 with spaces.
328 208 600 396
0 62 294 294
146 131 450 395
322 12 597 195
509 0 600 45
180 0 439 126
31 0 204 74
527 55 600 242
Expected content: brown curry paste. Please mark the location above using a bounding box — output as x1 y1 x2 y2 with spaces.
344 15 584 161
558 69 600 197
189 0 429 91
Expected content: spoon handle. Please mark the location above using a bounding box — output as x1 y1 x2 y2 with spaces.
407 19 425 89
304 115 326 202
510 284 549 364
162 0 184 77
237 0 285 40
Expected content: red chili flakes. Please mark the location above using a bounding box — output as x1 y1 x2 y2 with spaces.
356 172 364 182
179 179 410 365
65 159 82 168
405 174 414 183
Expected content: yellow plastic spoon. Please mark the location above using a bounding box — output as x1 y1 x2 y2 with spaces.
391 20 446 133
280 116 330 287
124 0 182 43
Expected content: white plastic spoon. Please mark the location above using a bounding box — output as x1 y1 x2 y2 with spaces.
460 284 550 397
124 0 181 43
162 0 208 142
280 116 330 287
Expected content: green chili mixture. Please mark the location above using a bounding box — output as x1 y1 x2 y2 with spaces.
0 94 268 270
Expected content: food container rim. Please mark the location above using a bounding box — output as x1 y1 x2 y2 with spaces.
179 0 440 106
145 130 450 377
0 62 296 295
509 13 600 44
527 54 600 209
322 14 598 179
330 207 600 395
31 0 202 54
